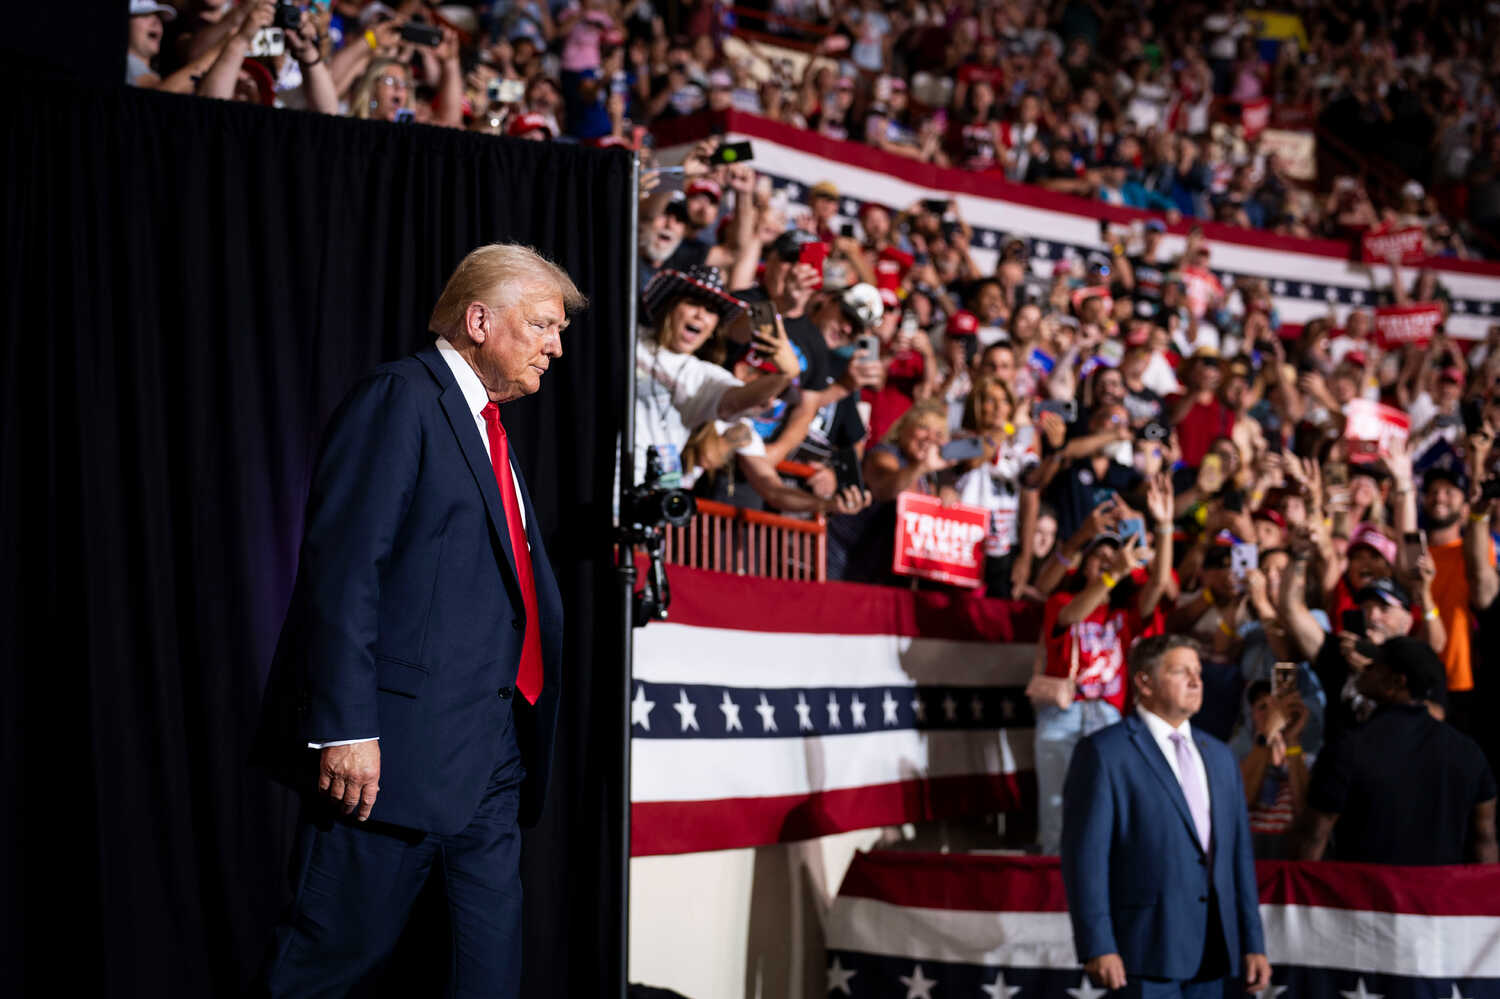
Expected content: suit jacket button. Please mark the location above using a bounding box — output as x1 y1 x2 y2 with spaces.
1198 895 1208 902
512 618 524 631
1198 856 1207 866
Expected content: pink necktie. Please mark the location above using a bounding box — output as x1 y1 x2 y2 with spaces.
481 403 542 704
1170 732 1211 851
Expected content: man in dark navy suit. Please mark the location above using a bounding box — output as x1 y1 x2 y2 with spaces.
254 243 585 997
1061 634 1271 997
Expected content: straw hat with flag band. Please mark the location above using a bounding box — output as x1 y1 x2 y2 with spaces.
641 265 747 324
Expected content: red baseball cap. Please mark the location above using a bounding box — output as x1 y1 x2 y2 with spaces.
946 310 980 337
507 112 556 138
686 179 722 202
1251 508 1286 529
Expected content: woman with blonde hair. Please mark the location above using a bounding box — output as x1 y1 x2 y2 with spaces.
955 375 1040 596
350 57 409 121
829 399 961 584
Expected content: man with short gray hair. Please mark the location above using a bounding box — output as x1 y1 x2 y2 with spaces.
1061 634 1271 997
254 242 582 996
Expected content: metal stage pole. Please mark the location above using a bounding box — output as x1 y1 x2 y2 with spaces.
615 147 641 999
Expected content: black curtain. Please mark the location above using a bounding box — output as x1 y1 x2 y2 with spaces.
1 77 631 998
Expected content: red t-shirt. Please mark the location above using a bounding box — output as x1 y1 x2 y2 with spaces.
1043 587 1142 713
862 351 924 442
1167 394 1234 467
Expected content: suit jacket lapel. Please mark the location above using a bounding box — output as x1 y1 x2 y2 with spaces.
1125 714 1205 853
417 349 522 594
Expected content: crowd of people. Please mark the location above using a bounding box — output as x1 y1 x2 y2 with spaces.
632 131 1498 866
128 1 1500 867
129 0 1500 254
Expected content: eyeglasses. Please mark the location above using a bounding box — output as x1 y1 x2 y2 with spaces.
379 75 407 89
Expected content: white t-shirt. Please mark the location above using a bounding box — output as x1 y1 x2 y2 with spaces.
634 336 743 483
1142 351 1183 397
954 432 1038 557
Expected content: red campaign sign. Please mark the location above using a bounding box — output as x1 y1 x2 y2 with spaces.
892 492 989 588
1241 97 1271 140
1373 303 1444 349
1360 225 1427 265
1343 399 1410 461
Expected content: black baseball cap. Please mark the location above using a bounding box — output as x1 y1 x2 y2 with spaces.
771 229 818 262
1354 576 1412 611
1372 635 1445 701
1423 463 1468 494
1080 531 1123 557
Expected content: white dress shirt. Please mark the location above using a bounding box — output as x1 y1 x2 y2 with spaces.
1135 704 1211 817
308 339 527 750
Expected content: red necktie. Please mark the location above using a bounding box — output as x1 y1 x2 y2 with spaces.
481 403 542 704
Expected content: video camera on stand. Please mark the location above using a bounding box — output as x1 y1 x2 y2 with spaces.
620 445 696 626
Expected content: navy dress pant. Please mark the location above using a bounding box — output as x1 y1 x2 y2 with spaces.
263 706 525 998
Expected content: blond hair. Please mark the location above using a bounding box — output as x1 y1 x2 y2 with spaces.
430 243 587 338
350 58 405 121
881 399 949 445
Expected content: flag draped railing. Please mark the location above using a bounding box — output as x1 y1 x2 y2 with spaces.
629 567 1043 856
826 851 1500 998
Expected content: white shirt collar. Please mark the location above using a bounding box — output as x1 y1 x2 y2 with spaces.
1136 704 1193 743
435 337 490 418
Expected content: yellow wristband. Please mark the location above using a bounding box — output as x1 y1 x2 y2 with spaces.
1426 607 1440 621
1203 587 1215 606
1285 745 1303 756
364 29 379 51
1101 571 1118 589
1471 511 1490 523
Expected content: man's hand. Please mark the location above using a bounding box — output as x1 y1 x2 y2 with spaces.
806 464 837 499
236 0 276 43
827 485 873 516
285 17 321 63
1338 631 1372 672
1085 954 1126 990
1244 953 1272 993
319 741 381 821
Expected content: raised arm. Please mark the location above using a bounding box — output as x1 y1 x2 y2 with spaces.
1137 472 1175 618
1465 427 1500 610
1059 537 1143 627
716 317 798 419
1278 532 1330 663
198 1 274 100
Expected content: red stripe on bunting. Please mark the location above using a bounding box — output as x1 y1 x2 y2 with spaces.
657 565 1044 642
630 772 1033 857
839 851 1070 912
830 851 1500 917
651 110 1500 278
1256 858 1500 916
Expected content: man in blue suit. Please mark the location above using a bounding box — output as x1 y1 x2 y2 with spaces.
254 243 584 997
1061 634 1271 997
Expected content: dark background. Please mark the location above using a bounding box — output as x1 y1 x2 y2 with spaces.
0 68 632 996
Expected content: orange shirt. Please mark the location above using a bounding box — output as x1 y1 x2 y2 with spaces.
1427 537 1492 692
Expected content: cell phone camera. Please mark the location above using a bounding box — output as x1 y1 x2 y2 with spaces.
274 1 301 30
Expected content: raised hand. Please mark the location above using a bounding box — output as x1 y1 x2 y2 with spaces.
1146 471 1175 525
751 314 801 378
1109 534 1146 576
